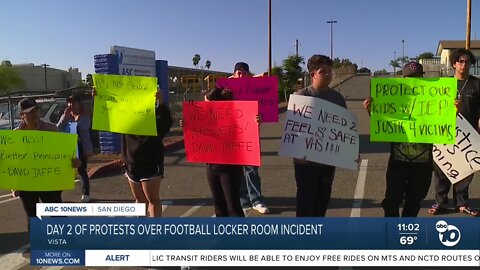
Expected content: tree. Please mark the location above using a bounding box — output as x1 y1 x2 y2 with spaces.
192 54 201 68
357 67 371 74
85 74 93 87
271 66 287 101
282 54 304 94
416 52 434 60
205 60 211 70
373 69 388 76
0 65 24 94
389 59 401 73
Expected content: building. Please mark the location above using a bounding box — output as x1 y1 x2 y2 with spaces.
3 61 82 94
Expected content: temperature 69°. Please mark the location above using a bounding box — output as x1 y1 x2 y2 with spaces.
400 235 418 245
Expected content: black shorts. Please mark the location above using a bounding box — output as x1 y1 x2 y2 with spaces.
124 164 164 183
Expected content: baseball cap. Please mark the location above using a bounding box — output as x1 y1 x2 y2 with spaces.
18 98 38 113
402 62 424 77
234 62 250 73
66 94 82 103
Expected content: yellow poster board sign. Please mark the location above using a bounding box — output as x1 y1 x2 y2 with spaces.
0 130 77 191
92 74 158 136
370 78 457 144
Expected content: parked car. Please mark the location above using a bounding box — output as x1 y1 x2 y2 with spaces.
0 97 99 149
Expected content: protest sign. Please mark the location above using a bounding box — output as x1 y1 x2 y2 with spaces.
278 95 359 170
433 114 480 184
182 101 260 166
0 130 77 191
216 76 278 122
92 74 157 136
370 78 457 144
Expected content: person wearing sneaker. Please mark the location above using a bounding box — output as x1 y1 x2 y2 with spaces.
429 49 480 217
228 62 270 214
241 166 269 214
57 94 94 203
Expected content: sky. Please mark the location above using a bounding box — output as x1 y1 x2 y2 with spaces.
1 0 479 78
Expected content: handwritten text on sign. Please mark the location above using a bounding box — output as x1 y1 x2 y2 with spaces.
0 130 77 191
433 114 480 184
92 74 158 136
183 101 260 166
370 78 457 144
216 76 278 122
278 95 359 170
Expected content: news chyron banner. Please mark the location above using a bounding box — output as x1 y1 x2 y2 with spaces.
30 217 479 267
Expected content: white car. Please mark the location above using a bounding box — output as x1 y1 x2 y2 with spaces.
0 98 92 129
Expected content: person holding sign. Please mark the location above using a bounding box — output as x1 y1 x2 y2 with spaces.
229 62 270 215
194 86 261 217
92 88 172 217
57 94 94 203
293 55 347 217
364 62 435 217
12 98 80 257
429 49 480 217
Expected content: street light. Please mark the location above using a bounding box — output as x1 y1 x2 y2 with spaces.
42 63 50 92
326 20 338 59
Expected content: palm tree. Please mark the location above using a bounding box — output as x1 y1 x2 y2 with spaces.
192 54 201 68
389 59 401 73
205 60 211 70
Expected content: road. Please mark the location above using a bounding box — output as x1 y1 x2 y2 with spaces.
1 86 479 269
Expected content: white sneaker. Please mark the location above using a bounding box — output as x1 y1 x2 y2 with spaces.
80 195 91 203
253 203 270 214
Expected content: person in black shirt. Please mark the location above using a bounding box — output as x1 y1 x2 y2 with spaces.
93 88 172 217
364 62 434 217
429 48 480 217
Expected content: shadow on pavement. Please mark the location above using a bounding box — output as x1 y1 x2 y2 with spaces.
0 232 28 254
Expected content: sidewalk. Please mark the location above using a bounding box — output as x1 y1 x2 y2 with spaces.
87 102 288 179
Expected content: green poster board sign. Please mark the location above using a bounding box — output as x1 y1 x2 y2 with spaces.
92 74 158 136
0 130 77 191
370 77 457 144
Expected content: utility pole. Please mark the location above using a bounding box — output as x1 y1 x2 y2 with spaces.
402 40 405 65
466 0 472 49
294 39 300 56
394 51 397 73
326 20 338 60
42 64 50 92
268 0 272 75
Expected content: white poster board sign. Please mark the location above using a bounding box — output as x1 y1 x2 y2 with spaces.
433 114 480 184
279 94 359 170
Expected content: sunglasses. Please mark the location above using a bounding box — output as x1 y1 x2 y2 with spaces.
456 59 470 64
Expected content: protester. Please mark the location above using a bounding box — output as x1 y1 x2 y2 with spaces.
293 55 347 217
196 86 259 217
364 62 436 217
12 97 80 257
92 88 172 217
429 48 480 217
57 94 94 203
229 62 269 214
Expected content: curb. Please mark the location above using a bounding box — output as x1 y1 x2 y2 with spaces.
87 103 287 180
